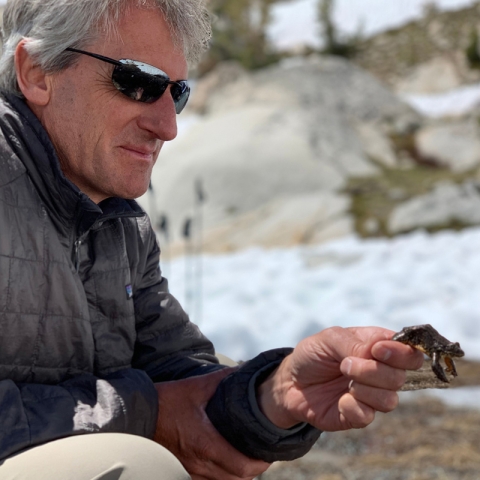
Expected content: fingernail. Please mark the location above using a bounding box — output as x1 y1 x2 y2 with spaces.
342 357 353 375
377 345 392 362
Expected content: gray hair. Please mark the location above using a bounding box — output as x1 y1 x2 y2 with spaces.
0 0 211 95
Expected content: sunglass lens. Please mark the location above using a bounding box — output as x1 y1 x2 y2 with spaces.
113 61 190 113
113 63 169 103
171 82 190 114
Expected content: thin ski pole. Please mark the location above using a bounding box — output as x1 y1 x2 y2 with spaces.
194 178 206 326
183 217 193 316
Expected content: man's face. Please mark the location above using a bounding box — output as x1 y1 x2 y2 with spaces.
35 6 188 203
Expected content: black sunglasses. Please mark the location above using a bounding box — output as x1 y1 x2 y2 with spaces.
65 47 190 114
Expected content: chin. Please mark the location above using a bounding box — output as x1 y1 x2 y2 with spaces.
116 183 150 200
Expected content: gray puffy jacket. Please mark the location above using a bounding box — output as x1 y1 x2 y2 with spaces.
0 94 320 463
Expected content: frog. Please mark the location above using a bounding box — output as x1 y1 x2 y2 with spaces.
392 324 465 383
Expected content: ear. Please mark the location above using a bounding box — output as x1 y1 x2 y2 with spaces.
15 39 51 106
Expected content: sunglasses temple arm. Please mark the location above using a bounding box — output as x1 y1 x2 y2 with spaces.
65 48 122 68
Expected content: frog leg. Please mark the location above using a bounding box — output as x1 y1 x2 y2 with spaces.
444 356 458 377
431 352 449 383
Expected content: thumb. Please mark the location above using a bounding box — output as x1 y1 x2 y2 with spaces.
321 326 394 362
292 327 393 385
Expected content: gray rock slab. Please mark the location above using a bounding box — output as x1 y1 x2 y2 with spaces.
354 122 398 168
197 191 353 252
415 120 480 172
146 105 347 243
388 181 480 234
395 55 464 94
206 55 420 130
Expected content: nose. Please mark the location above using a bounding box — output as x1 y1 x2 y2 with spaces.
136 88 178 141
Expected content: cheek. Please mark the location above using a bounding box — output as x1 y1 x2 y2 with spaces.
66 104 118 168
45 85 92 157
51 109 95 167
50 72 110 145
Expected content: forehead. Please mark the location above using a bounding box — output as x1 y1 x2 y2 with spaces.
95 5 188 79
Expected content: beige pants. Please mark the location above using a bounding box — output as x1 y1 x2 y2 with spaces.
0 433 191 480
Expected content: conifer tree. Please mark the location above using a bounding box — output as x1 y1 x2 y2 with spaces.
200 0 291 74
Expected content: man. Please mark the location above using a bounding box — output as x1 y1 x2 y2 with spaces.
0 0 423 479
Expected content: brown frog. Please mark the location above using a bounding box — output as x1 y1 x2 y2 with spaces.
392 324 465 383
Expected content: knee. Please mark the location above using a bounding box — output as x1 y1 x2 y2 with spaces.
1 433 190 480
85 434 190 480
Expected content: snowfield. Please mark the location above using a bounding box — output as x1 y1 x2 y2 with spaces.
167 228 480 363
402 84 480 118
165 228 480 409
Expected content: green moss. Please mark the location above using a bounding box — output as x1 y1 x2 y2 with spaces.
389 132 416 153
344 166 477 238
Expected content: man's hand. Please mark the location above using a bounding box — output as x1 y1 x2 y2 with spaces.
257 327 424 431
154 368 270 480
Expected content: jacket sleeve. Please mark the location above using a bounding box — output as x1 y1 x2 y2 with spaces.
206 349 322 462
0 368 158 461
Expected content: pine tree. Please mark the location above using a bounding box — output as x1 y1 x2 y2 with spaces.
318 0 358 58
199 0 292 74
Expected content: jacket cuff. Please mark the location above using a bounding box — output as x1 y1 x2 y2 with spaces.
205 348 322 462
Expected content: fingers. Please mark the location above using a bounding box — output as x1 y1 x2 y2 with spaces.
292 327 396 387
315 326 395 362
337 383 399 430
187 432 270 479
319 339 419 432
337 378 400 430
337 392 376 429
348 381 399 413
286 326 425 433
371 340 425 370
160 409 270 479
339 337 424 391
340 356 406 391
189 455 269 480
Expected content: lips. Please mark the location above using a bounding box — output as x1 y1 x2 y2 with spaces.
120 145 157 160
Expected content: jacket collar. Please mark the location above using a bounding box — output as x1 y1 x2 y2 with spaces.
0 93 144 237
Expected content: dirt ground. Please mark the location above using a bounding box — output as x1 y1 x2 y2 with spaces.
260 359 480 480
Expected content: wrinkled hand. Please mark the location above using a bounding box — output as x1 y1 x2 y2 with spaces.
258 326 424 432
154 368 270 480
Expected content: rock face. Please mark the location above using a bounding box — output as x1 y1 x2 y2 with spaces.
388 181 480 234
395 55 465 94
354 3 480 89
200 192 353 253
143 55 419 251
354 122 398 168
187 61 248 114
415 120 480 173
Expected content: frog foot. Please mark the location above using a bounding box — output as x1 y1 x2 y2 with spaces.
432 352 449 383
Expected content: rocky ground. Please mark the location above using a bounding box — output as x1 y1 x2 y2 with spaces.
260 359 480 480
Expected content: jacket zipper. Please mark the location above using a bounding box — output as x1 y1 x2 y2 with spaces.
74 238 82 273
72 210 145 272
73 229 93 273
